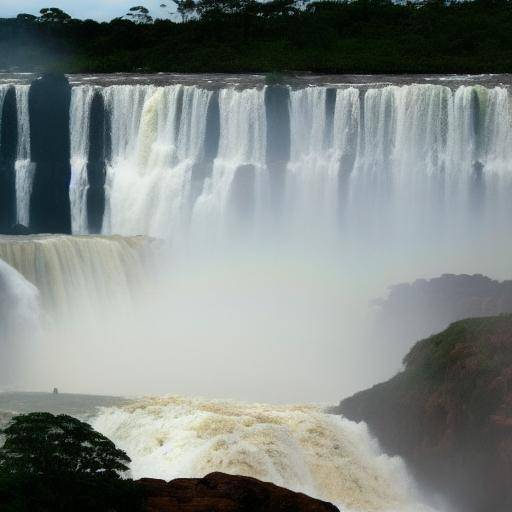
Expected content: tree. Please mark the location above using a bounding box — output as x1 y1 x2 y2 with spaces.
38 7 72 23
0 413 130 477
170 0 198 21
0 413 143 511
125 6 154 24
15 13 37 22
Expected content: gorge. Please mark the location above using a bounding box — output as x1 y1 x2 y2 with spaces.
1 72 512 512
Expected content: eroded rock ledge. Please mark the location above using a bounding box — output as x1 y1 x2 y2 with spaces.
138 472 339 512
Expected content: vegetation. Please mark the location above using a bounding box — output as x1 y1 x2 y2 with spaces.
1 0 512 73
338 315 512 512
0 413 144 511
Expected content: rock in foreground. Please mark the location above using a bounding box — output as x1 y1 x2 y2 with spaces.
138 472 339 512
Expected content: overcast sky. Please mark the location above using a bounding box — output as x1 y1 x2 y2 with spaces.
0 1 175 21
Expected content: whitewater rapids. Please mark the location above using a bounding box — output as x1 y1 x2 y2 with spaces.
92 396 436 512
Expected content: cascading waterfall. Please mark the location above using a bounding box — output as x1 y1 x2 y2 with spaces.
0 235 150 314
191 87 267 244
69 85 96 234
14 85 33 227
0 85 33 227
286 86 350 231
0 81 509 243
104 85 214 242
53 82 512 251
2 78 510 511
0 258 40 385
102 85 155 235
0 258 39 341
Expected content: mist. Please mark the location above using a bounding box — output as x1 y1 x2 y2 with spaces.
3 79 512 403
4 218 509 404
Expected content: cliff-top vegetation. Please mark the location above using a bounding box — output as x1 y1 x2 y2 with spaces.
1 0 512 74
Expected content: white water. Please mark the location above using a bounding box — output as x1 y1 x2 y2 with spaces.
92 396 436 512
191 87 267 246
70 86 96 234
0 81 510 248
0 258 40 386
104 85 214 243
2 79 511 511
0 85 33 227
64 83 509 264
0 258 39 340
14 85 33 227
0 235 150 314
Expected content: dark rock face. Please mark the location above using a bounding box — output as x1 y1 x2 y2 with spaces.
138 472 339 512
336 315 512 512
5 224 32 235
29 73 72 234
87 91 107 234
0 87 18 231
265 86 290 217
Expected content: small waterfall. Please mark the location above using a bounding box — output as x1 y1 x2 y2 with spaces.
286 87 351 231
0 258 40 385
0 258 39 339
104 85 213 242
191 87 267 243
69 85 96 234
14 85 33 227
0 235 150 314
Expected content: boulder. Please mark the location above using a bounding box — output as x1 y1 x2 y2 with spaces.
137 472 339 512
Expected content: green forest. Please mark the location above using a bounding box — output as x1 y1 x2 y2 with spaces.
1 0 512 74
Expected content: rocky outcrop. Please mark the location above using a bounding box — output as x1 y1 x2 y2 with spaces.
0 87 18 232
138 472 339 512
336 315 512 512
86 91 107 234
29 73 72 234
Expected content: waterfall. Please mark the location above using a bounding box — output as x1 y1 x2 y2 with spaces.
94 82 512 248
0 258 40 385
0 80 510 253
191 87 267 244
69 85 95 234
0 235 150 314
14 85 33 227
0 258 39 340
286 87 356 231
103 85 213 242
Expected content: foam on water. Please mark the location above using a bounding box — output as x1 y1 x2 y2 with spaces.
92 396 436 512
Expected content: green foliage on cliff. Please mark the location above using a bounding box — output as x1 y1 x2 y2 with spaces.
404 315 512 382
2 0 512 73
339 314 512 512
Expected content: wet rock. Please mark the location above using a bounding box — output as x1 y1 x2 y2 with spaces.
138 472 339 512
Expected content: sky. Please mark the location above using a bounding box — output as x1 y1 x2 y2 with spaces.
0 0 175 21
